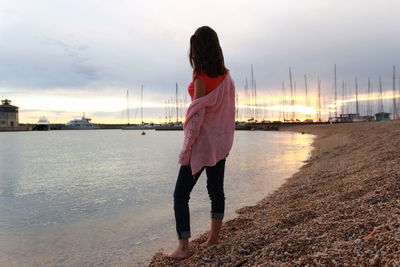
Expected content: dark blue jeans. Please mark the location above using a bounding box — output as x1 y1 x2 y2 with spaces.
173 159 226 239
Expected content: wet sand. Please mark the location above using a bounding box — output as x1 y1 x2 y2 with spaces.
150 121 400 266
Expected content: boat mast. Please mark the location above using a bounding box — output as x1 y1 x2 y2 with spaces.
323 93 326 121
341 80 345 115
254 79 258 120
245 77 249 120
393 65 397 120
175 82 178 123
304 74 309 119
344 82 348 114
251 64 255 120
379 76 384 113
168 98 172 122
368 77 372 116
318 78 322 122
334 64 337 118
281 81 286 121
289 67 294 121
127 90 130 125
141 84 143 124
355 77 359 115
294 80 297 120
165 99 167 123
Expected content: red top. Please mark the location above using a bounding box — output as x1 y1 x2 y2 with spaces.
188 71 227 101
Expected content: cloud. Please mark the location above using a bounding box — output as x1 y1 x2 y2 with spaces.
1 0 400 123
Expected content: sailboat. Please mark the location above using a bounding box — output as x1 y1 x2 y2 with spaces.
121 89 136 130
154 82 183 131
140 84 147 135
121 85 152 131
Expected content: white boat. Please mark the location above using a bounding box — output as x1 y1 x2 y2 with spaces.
35 116 50 131
62 113 99 130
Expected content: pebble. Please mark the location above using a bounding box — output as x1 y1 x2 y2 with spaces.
269 251 275 257
149 122 400 267
202 257 211 262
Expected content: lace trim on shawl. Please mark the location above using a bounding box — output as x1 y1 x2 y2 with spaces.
179 113 200 163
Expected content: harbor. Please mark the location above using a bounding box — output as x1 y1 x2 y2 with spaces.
2 63 399 133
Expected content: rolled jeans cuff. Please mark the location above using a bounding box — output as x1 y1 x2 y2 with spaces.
211 212 224 219
177 231 191 239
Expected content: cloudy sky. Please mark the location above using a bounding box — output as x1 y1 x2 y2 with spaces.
1 0 400 123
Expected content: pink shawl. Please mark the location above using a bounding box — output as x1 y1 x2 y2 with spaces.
179 73 236 175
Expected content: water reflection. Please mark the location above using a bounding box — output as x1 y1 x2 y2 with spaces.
0 130 314 266
0 133 24 198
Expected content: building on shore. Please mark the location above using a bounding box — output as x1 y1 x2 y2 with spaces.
0 99 19 127
375 112 391 121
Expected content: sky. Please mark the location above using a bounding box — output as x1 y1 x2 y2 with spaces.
1 0 400 123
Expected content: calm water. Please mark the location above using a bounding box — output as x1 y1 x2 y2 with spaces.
0 130 314 266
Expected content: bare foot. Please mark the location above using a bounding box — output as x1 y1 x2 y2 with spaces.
167 248 192 259
200 239 218 248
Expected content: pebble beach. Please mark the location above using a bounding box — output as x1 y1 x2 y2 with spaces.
149 121 400 266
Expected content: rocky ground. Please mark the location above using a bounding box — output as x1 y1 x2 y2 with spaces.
149 121 400 266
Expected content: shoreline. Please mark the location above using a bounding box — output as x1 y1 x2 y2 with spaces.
149 121 400 266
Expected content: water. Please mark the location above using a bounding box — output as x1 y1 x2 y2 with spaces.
0 130 314 266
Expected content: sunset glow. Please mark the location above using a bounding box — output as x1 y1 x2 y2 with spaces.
1 0 400 124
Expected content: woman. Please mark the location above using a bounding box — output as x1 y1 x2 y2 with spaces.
169 26 236 259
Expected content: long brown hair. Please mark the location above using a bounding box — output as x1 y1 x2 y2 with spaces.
189 26 226 77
